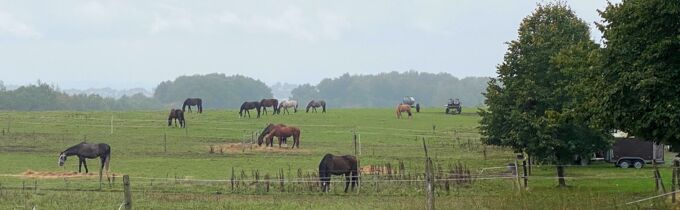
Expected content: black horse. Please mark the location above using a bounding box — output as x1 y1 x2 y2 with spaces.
306 100 327 113
182 98 203 113
58 142 111 184
319 153 358 193
239 101 261 118
168 109 185 128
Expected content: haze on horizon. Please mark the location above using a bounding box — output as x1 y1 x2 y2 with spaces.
0 0 619 90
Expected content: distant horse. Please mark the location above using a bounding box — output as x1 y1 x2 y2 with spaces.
239 101 261 118
396 104 412 119
58 142 111 184
258 123 301 148
260 99 279 115
168 109 185 128
319 154 358 193
182 98 203 113
306 100 326 113
278 100 298 114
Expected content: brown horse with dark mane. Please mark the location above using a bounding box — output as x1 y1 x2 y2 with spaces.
260 99 279 115
168 109 185 128
396 104 412 119
319 153 358 193
257 123 301 148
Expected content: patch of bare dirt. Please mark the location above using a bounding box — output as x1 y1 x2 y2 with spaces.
360 165 400 175
208 143 310 154
21 170 119 179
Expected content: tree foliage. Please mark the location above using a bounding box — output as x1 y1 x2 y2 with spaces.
479 2 610 186
0 82 161 111
596 0 680 145
290 71 489 108
153 73 272 108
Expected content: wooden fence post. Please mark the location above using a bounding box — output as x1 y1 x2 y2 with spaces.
110 115 114 135
522 159 528 188
423 138 435 210
163 133 167 153
673 160 677 203
123 175 132 210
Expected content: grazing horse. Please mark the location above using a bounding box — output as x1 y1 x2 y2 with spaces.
306 100 326 113
168 109 185 128
258 123 301 148
258 124 286 146
182 98 203 113
260 99 279 115
278 100 298 114
58 142 111 184
396 104 412 119
239 101 261 118
319 154 358 193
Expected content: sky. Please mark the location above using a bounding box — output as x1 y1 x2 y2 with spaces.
0 0 620 90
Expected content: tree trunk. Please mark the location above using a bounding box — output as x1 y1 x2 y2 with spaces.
556 165 566 187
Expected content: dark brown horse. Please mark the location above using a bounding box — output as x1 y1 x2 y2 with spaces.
396 104 412 119
260 99 279 115
168 109 185 128
258 123 301 148
306 100 326 113
319 154 358 193
239 101 261 118
58 142 111 184
182 98 203 113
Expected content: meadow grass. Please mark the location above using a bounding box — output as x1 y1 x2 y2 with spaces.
0 108 674 209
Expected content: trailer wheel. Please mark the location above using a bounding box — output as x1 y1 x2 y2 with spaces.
633 160 644 169
445 108 450 114
619 161 630 168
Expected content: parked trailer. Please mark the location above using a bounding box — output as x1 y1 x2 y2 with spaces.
605 138 664 168
402 96 420 112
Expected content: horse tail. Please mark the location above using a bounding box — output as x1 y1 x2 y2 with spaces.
198 98 203 113
105 149 111 173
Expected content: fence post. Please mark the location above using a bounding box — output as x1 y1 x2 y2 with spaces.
110 115 114 135
673 160 677 203
123 175 132 210
353 131 361 194
422 138 435 210
163 133 167 153
522 159 528 188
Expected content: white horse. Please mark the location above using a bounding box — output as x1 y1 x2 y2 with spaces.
278 100 298 114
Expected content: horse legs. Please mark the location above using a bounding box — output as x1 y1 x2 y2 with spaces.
82 159 89 173
344 173 350 193
78 158 83 173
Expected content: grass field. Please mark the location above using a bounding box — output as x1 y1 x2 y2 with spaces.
0 108 675 209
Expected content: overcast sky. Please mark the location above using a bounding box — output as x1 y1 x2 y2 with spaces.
0 0 619 89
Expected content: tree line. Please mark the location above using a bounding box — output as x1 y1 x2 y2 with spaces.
291 71 489 108
480 1 679 187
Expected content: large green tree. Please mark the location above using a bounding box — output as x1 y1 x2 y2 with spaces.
153 73 272 108
596 0 680 146
479 2 610 187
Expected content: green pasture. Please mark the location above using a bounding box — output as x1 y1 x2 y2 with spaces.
0 108 675 209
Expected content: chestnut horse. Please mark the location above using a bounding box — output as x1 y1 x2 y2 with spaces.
258 123 301 148
396 104 412 119
260 99 279 115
